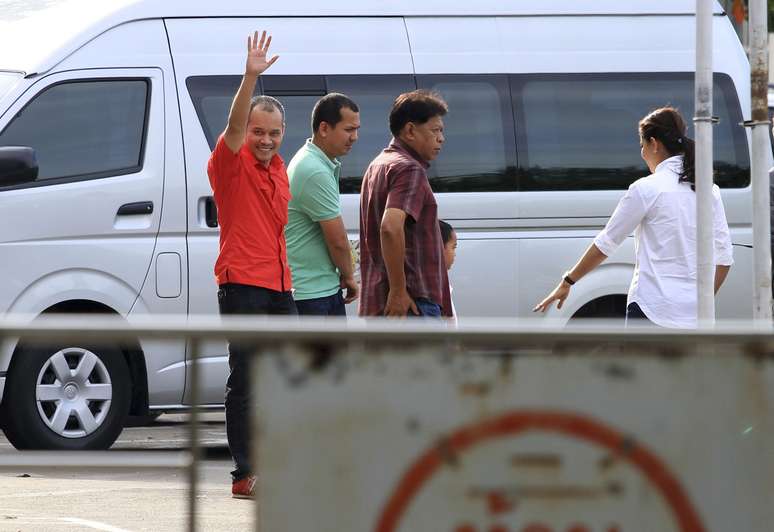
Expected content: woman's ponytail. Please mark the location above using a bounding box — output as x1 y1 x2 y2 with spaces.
639 106 697 189
679 136 696 188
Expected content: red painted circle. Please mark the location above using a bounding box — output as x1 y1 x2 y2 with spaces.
375 410 705 532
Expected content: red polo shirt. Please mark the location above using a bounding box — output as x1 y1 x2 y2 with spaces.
207 135 292 292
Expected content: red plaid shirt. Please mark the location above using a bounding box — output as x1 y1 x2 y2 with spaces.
358 139 452 317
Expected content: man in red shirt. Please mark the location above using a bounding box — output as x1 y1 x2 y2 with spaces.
359 90 453 318
207 31 295 499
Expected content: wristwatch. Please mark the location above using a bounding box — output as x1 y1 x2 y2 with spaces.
563 273 576 286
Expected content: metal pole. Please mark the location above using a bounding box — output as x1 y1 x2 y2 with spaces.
749 0 773 320
187 338 201 532
251 346 264 532
695 0 716 323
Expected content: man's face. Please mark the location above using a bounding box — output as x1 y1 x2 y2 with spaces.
321 107 360 158
403 115 445 162
245 107 284 166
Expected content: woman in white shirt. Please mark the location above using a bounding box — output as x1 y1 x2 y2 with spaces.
534 107 733 328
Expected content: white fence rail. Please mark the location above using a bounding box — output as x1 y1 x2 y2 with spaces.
0 316 772 532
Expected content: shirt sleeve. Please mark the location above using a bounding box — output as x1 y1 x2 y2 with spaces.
296 170 341 222
593 183 649 257
712 186 734 266
385 164 425 222
207 134 240 193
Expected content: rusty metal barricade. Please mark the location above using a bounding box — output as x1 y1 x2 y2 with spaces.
0 316 772 532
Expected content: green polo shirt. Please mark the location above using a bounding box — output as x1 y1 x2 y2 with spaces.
286 139 343 301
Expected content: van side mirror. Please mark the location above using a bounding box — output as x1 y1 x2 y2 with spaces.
0 146 38 186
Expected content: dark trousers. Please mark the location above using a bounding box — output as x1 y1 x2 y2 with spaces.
625 302 656 327
294 290 347 316
217 283 297 481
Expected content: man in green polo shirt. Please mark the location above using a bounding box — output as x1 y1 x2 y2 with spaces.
286 93 360 315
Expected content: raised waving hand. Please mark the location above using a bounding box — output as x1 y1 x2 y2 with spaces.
222 31 279 152
246 30 279 76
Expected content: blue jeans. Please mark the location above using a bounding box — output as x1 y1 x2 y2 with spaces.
217 283 297 481
295 290 346 317
412 297 442 318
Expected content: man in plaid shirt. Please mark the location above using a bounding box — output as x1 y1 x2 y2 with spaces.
358 90 453 318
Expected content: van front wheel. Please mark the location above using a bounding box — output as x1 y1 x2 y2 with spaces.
2 343 130 450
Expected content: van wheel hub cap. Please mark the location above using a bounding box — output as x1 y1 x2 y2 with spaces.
35 348 113 439
63 383 78 400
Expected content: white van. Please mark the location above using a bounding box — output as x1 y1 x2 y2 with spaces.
0 0 756 449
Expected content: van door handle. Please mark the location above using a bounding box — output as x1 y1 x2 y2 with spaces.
117 201 153 216
204 196 218 228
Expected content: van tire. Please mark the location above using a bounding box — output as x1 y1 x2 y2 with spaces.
3 342 131 450
571 294 627 320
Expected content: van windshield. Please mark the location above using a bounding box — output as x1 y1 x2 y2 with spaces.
0 72 21 100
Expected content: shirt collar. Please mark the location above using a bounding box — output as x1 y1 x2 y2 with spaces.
387 137 430 169
654 155 683 174
304 139 341 173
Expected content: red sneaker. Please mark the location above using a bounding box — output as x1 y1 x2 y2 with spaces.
231 475 257 499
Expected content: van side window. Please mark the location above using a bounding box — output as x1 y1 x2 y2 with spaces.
262 94 324 165
187 75 416 194
512 73 749 190
261 76 327 167
188 75 326 164
417 75 517 192
0 79 148 185
326 75 416 193
186 76 241 150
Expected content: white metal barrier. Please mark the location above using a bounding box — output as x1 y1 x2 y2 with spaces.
0 316 772 532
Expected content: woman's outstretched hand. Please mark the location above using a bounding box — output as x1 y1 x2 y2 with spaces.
533 281 571 313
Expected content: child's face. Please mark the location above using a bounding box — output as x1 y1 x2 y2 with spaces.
444 231 457 270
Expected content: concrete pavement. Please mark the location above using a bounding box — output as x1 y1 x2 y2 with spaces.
0 413 255 532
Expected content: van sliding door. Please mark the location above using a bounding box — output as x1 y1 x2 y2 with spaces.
415 74 520 318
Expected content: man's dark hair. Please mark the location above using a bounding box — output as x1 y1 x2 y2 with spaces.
312 93 359 133
389 90 448 137
439 220 454 245
249 95 285 122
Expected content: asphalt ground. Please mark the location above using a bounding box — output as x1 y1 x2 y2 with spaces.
0 413 255 532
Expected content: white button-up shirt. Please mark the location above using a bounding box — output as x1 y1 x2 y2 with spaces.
593 155 733 328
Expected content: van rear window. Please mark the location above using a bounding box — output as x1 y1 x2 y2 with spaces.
513 73 749 190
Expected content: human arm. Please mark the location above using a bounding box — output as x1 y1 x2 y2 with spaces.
223 31 279 153
380 208 418 317
533 184 647 313
319 216 359 304
293 168 358 303
712 186 733 294
714 264 730 294
533 244 608 312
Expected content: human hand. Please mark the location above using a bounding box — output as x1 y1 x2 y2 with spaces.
340 275 359 304
384 288 418 318
245 30 279 76
533 281 571 313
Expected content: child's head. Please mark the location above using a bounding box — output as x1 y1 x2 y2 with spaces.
439 220 457 270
